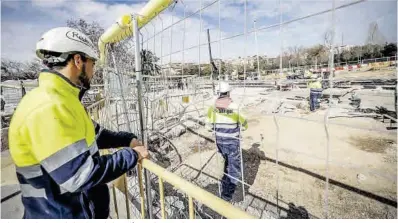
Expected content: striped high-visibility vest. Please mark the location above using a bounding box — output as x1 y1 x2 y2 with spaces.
206 96 248 144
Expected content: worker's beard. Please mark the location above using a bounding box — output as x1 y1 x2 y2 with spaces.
78 64 91 101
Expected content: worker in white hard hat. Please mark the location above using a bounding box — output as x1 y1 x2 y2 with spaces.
206 81 248 202
8 27 148 219
308 75 323 111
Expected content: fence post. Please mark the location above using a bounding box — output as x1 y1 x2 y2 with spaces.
133 15 153 219
20 81 26 97
1 86 5 112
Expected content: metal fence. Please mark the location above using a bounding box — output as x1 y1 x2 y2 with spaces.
130 0 396 219
1 0 396 219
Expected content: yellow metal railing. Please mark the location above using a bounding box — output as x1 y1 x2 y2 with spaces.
135 159 256 219
86 91 255 219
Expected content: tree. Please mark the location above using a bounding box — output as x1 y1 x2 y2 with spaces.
141 49 160 77
288 46 305 67
305 44 327 66
183 64 199 75
201 64 212 76
1 58 44 81
224 62 234 76
218 60 227 78
67 18 134 84
282 51 293 69
362 44 383 59
381 43 397 57
341 50 351 63
350 46 363 62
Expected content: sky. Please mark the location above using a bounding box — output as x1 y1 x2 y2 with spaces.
1 0 397 63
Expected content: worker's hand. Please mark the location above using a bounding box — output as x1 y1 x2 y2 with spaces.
132 146 149 160
129 138 143 148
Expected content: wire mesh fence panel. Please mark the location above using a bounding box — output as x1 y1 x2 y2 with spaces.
118 0 397 219
1 0 394 220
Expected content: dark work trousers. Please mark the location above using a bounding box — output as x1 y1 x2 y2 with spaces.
216 138 241 201
310 89 322 111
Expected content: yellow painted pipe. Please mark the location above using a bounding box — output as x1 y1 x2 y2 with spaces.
141 159 256 219
158 177 166 219
137 163 146 219
112 186 120 219
123 174 131 219
189 196 194 219
98 0 174 65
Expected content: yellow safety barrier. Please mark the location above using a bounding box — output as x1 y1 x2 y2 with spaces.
137 159 257 219
182 96 190 103
98 0 174 65
369 61 392 69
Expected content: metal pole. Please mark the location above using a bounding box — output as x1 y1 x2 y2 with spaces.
20 81 26 97
110 52 132 219
217 0 222 197
254 19 260 79
239 0 248 201
133 16 153 219
276 0 282 217
206 28 216 95
273 115 280 217
158 15 167 131
324 0 335 219
279 0 283 76
199 0 203 172
150 21 156 132
182 6 186 76
198 0 202 77
219 0 222 81
169 11 174 114
169 11 174 78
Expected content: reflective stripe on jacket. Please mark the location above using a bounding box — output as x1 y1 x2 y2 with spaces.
9 70 138 219
206 96 248 144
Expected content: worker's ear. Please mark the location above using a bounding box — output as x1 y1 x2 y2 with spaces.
73 54 83 70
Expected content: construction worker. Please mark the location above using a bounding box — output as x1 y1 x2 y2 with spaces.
8 27 148 219
304 70 310 78
308 75 323 111
206 82 248 202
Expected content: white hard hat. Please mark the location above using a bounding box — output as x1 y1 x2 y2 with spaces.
218 81 231 93
36 27 98 63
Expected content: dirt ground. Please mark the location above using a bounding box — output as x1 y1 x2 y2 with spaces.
162 78 397 218
1 69 396 219
262 67 395 81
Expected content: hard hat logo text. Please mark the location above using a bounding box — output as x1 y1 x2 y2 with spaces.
66 31 93 48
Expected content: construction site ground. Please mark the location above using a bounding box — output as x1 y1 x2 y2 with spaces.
137 69 397 219
1 69 397 219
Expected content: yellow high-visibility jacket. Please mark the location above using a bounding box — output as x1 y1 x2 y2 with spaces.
206 96 248 143
308 80 322 89
9 70 138 219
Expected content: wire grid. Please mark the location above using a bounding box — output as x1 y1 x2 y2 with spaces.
0 82 104 115
1 85 28 113
140 0 396 219
102 18 214 219
99 0 397 219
